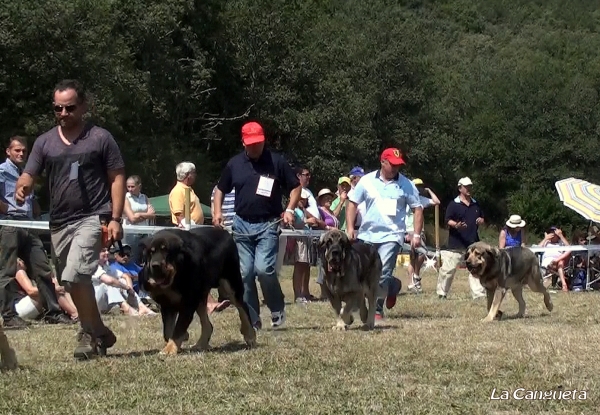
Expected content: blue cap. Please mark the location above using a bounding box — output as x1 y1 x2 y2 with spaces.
349 166 365 177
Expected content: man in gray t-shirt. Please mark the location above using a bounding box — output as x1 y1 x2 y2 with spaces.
16 79 126 360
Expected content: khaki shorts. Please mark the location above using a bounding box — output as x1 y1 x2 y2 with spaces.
51 216 103 284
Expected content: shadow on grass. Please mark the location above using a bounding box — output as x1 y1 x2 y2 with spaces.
109 341 255 359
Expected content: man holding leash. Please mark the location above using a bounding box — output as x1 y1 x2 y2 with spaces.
345 148 423 320
16 79 125 360
212 121 301 329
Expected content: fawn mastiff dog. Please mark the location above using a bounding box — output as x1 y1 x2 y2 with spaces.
464 242 553 322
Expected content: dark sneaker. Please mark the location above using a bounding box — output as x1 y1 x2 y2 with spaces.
74 331 97 361
3 316 30 329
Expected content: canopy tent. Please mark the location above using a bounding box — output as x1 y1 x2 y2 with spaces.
147 194 212 220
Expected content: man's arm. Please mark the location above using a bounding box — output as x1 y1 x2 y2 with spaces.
108 169 126 219
406 183 424 235
287 185 302 213
346 182 367 232
103 133 126 219
445 203 459 228
0 170 9 214
18 136 46 203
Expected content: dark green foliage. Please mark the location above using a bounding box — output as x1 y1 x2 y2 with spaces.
0 0 597 234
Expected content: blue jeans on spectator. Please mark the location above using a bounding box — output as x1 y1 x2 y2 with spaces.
233 216 285 327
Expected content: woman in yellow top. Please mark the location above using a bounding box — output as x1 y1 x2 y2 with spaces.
168 161 204 226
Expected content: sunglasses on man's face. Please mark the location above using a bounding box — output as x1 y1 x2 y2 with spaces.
53 104 77 114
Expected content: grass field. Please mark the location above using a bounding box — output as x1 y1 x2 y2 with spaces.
1 266 598 414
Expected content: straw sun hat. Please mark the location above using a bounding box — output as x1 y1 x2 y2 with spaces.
506 214 526 228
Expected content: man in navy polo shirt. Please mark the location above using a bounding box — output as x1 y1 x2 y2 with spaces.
436 177 486 299
212 121 301 329
346 148 423 320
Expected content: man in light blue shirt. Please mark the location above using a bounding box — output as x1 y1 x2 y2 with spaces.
0 136 72 328
346 148 423 320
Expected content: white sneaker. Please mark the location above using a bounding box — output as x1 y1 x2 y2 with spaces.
408 276 422 293
271 311 286 328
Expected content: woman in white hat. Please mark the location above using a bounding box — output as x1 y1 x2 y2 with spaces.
499 214 527 248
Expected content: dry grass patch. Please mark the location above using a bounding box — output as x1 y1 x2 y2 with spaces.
1 267 598 414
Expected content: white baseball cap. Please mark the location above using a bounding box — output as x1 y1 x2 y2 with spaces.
458 177 473 187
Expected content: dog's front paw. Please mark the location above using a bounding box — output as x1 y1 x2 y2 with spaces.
332 323 348 331
160 340 179 356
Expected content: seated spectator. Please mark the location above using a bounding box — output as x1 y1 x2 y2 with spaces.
93 249 157 316
13 259 77 323
539 227 570 292
499 215 528 248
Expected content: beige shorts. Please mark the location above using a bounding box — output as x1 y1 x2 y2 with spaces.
51 216 103 284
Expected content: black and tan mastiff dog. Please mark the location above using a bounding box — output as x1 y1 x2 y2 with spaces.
138 227 256 355
464 241 553 322
318 229 383 331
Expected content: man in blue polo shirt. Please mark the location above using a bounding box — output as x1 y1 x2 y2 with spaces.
346 148 423 320
436 177 486 299
213 121 301 329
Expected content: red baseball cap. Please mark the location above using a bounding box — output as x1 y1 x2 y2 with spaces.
241 122 265 145
380 148 405 166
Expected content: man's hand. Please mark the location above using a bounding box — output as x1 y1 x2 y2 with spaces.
15 184 30 206
411 235 422 249
282 210 294 225
212 212 224 227
455 221 467 229
340 191 348 201
107 220 123 242
55 285 66 295
147 205 155 215
305 217 317 226
476 217 484 225
555 228 563 237
346 228 357 241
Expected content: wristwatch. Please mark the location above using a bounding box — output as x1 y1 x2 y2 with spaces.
110 217 122 224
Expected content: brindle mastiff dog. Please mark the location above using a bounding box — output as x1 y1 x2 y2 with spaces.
0 317 18 370
464 242 553 322
318 229 383 331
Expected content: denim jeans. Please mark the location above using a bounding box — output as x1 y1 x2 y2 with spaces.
362 240 401 314
233 216 285 326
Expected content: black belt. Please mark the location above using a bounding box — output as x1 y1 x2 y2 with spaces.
236 214 278 224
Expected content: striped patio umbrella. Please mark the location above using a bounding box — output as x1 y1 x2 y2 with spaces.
555 177 600 223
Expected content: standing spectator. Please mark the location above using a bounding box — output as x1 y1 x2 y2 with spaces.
0 135 73 328
213 121 301 329
211 184 235 227
499 215 527 248
406 178 440 293
168 162 204 227
292 166 320 301
348 166 367 229
436 177 487 299
346 148 423 320
122 175 155 259
330 177 351 231
16 79 123 360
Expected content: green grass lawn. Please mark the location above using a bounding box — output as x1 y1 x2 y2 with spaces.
1 266 598 414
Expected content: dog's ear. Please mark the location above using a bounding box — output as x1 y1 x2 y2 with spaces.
318 232 328 249
464 247 472 261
